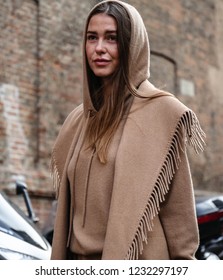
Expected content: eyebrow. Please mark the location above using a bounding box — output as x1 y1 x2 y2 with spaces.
86 30 117 34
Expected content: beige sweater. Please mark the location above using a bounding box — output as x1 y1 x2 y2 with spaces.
68 123 122 255
50 0 205 260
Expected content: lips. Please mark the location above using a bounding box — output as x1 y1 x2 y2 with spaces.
93 58 110 66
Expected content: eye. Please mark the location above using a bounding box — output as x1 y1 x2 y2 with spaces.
86 34 97 41
106 34 118 42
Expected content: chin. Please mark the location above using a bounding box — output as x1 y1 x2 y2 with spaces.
92 67 114 78
94 72 112 78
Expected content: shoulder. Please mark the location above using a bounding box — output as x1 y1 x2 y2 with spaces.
62 104 84 128
131 94 191 128
56 104 84 139
137 80 189 117
153 95 190 118
131 81 205 153
52 103 84 160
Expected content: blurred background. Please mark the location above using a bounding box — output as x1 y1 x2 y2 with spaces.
0 0 222 231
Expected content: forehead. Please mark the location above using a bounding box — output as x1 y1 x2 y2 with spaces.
87 13 117 31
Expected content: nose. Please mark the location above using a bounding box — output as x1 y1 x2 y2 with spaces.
95 39 106 53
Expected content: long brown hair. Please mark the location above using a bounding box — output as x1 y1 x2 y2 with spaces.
85 2 133 163
85 2 168 163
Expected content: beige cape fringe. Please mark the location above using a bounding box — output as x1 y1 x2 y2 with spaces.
50 154 60 199
125 110 205 260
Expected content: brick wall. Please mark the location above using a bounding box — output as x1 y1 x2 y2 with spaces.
0 0 223 228
37 0 96 178
0 0 39 190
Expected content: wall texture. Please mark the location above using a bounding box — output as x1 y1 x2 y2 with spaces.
0 0 223 227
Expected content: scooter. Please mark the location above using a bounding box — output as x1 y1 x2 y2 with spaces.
195 195 223 260
0 181 51 260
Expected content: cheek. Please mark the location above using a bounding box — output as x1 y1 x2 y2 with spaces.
113 47 119 64
112 46 119 60
85 44 92 62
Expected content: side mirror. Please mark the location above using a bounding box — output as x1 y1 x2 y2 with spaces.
16 181 39 223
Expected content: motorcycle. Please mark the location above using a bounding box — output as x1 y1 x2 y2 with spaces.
0 181 51 260
195 195 223 260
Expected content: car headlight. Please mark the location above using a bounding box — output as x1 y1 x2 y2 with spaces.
0 247 38 260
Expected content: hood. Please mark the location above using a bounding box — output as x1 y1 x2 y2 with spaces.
82 0 150 116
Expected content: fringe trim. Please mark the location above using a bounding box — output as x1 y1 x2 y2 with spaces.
50 151 61 199
50 111 91 198
125 110 205 260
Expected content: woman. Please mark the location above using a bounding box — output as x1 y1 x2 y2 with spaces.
51 0 205 260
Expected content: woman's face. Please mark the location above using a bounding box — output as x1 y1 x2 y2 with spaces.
86 13 119 81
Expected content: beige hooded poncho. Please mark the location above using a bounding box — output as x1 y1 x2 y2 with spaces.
51 0 205 260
